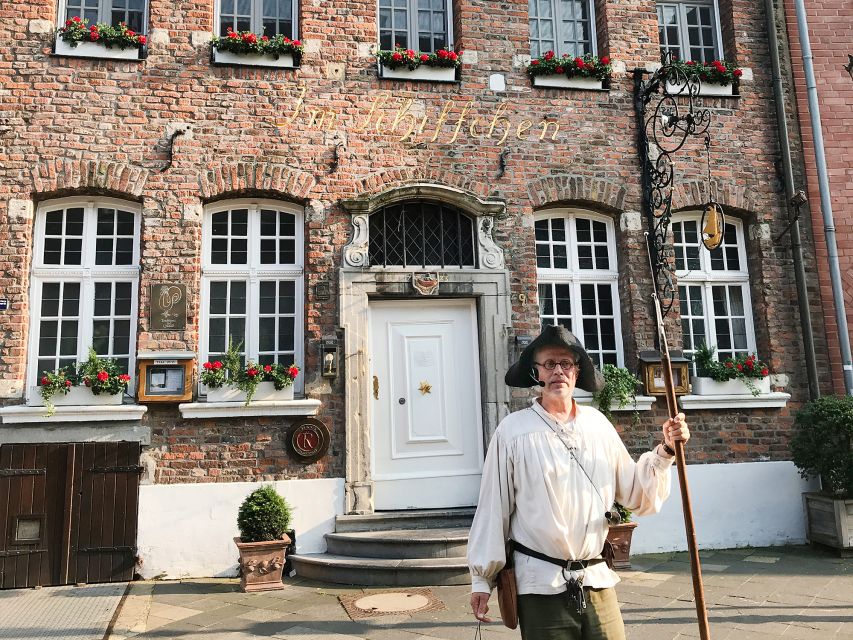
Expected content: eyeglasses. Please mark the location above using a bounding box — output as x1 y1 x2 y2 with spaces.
534 359 579 372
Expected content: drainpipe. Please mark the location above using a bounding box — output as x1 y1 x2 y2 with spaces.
792 0 853 396
765 0 819 400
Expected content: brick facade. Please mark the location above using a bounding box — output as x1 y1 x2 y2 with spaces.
783 0 853 396
0 0 828 489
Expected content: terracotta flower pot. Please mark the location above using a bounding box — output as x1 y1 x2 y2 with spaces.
234 533 291 592
606 522 638 569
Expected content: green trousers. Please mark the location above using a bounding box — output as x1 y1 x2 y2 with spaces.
517 588 626 640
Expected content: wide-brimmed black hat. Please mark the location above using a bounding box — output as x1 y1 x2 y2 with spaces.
505 325 604 392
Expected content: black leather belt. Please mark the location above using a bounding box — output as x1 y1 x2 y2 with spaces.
509 540 606 572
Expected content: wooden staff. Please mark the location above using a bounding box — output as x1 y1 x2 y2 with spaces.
647 236 712 640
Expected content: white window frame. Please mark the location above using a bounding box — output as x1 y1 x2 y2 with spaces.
535 209 624 369
214 0 299 37
200 199 305 395
673 212 756 371
528 0 598 59
377 0 455 52
27 197 141 399
656 0 724 62
57 0 149 33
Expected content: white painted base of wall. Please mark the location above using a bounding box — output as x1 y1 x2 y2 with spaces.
631 461 818 554
136 478 345 579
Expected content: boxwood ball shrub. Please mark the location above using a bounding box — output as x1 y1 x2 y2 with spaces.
237 485 293 542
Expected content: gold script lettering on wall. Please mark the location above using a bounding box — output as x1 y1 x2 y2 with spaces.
275 86 562 146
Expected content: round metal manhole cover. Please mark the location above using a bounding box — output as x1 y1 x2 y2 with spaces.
353 592 430 613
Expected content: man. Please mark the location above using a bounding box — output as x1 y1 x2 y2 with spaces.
468 325 689 639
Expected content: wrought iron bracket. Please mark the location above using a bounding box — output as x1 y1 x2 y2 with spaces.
633 53 713 317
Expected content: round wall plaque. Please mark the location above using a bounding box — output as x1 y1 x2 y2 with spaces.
286 418 330 464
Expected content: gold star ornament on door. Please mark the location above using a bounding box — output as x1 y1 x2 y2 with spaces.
418 381 432 395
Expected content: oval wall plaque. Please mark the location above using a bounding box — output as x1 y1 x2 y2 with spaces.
286 418 330 464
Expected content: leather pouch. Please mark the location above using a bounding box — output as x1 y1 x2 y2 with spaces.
496 563 518 629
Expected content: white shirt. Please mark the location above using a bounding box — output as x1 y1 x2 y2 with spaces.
467 398 674 595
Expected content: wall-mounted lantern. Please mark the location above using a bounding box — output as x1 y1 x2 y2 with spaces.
638 350 691 396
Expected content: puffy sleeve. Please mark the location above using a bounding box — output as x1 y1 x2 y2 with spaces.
467 427 515 593
613 428 674 517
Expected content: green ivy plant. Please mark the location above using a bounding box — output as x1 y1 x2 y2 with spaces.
790 395 853 497
593 364 642 424
237 485 293 543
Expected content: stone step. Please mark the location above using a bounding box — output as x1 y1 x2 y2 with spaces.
288 553 470 586
325 527 469 559
334 508 476 532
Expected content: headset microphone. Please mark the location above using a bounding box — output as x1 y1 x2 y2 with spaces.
538 380 546 387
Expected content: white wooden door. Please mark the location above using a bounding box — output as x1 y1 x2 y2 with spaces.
370 299 484 510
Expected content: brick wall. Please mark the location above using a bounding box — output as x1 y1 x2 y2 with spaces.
0 0 827 482
783 0 853 396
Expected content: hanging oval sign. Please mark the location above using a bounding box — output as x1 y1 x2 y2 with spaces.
286 418 330 464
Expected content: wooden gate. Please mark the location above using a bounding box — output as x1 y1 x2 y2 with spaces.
0 442 141 589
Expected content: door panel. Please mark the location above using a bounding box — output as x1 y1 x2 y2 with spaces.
370 299 484 510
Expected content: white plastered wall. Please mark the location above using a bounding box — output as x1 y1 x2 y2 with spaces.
632 461 818 554
136 478 344 579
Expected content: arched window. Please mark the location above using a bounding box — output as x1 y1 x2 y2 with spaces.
29 198 141 393
201 200 304 392
368 201 477 268
535 210 623 368
673 213 755 371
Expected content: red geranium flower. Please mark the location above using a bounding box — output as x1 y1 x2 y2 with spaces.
736 364 743 372
734 68 743 77
420 54 429 62
119 374 131 382
761 368 769 376
448 51 457 61
574 57 584 67
213 361 223 370
292 39 301 46
264 365 272 373
392 51 403 61
531 59 539 65
555 66 564 74
72 15 81 22
138 35 146 45
544 50 555 61
65 379 72 387
97 371 109 382
41 376 49 385
600 55 610 65
203 361 213 370
247 367 259 377
288 366 299 378
726 361 734 368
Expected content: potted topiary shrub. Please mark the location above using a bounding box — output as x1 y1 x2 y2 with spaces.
235 485 293 592
790 395 853 556
606 502 638 569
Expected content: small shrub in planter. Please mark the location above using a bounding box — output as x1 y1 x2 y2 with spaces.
791 396 853 497
606 502 638 570
790 396 853 555
235 485 294 592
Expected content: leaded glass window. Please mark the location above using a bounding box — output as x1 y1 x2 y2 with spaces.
64 0 146 33
535 211 623 368
673 215 755 373
368 201 476 268
379 0 452 52
218 0 297 38
529 0 597 59
30 199 141 395
202 201 304 391
656 1 721 63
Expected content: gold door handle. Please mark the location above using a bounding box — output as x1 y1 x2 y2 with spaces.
373 375 379 400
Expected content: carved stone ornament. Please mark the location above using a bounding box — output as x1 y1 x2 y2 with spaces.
412 272 440 295
344 214 370 267
477 216 505 269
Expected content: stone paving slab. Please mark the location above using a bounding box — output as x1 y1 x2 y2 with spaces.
3 546 850 640
0 582 127 640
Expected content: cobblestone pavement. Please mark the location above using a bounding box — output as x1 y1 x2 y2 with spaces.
4 546 851 640
0 582 126 640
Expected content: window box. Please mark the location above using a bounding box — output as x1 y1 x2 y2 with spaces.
180 397 320 419
204 381 294 403
533 75 605 90
53 38 143 60
27 386 124 408
665 80 737 97
212 48 296 68
378 62 458 83
690 376 770 396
